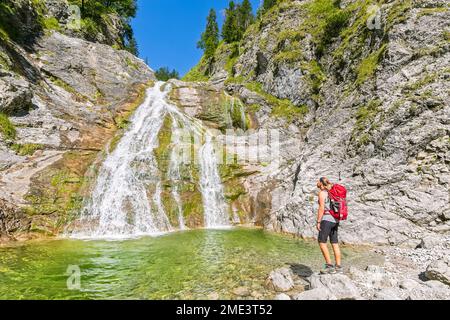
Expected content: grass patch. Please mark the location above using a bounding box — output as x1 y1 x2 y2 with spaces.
0 113 16 141
11 143 43 156
41 17 60 31
417 7 448 18
245 82 308 122
183 56 210 82
352 99 383 146
356 44 387 85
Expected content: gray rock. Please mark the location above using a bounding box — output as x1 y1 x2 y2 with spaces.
266 267 295 292
309 274 361 300
425 258 450 286
293 288 334 301
232 287 251 297
417 236 441 249
274 293 291 300
374 288 402 300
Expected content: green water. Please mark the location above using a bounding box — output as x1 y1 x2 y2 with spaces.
0 228 381 300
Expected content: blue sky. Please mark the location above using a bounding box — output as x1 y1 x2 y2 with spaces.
131 0 262 76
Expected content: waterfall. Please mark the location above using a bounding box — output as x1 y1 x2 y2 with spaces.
70 82 230 239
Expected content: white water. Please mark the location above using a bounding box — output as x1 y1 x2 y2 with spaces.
71 82 230 239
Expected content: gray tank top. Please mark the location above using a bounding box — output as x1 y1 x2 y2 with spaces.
321 191 338 223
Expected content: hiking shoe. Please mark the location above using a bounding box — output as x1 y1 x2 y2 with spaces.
320 264 336 274
335 265 344 274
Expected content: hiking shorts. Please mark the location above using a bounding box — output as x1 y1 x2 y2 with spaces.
318 220 339 244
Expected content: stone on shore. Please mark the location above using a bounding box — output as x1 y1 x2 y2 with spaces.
265 267 295 292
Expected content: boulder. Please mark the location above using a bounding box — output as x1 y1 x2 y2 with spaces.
425 258 450 286
274 293 291 300
232 287 250 297
309 274 362 300
293 288 334 301
416 236 441 249
265 267 295 292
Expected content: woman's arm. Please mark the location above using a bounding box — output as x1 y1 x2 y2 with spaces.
317 191 326 231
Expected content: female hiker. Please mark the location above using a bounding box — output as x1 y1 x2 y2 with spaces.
316 177 344 274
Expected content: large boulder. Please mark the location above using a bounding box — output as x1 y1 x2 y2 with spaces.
309 274 362 300
294 273 362 300
265 267 295 292
425 258 450 286
0 74 33 115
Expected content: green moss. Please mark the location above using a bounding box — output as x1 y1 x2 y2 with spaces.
11 143 43 156
402 72 439 93
0 113 16 141
301 59 326 94
49 75 87 101
245 82 308 123
154 115 173 175
417 7 448 18
352 98 383 146
183 56 210 82
386 0 413 30
300 0 350 57
273 49 303 65
356 44 387 85
125 56 139 70
41 17 60 31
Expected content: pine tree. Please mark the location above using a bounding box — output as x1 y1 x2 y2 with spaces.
197 9 220 58
263 0 277 11
222 1 240 43
238 0 254 32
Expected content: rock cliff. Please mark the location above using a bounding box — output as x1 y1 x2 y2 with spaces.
185 0 450 246
0 0 154 239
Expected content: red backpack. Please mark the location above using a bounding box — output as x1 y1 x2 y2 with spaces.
327 184 348 221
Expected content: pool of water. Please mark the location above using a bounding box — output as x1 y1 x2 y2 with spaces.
0 228 382 300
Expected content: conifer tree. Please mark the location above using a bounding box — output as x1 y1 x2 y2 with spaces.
197 8 220 58
238 0 254 32
222 1 240 43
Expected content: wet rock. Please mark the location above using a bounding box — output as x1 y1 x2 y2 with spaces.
425 258 450 286
265 267 295 292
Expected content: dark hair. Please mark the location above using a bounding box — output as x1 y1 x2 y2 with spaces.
319 177 331 187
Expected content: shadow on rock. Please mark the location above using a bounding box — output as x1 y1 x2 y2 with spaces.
289 263 313 279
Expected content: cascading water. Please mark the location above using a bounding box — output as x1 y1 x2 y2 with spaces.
70 82 230 239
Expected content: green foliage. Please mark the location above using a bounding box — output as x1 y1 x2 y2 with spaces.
238 0 254 35
222 0 254 44
68 0 139 55
155 67 180 81
301 0 350 57
197 9 220 58
258 0 278 16
352 99 382 146
356 44 386 85
222 1 241 43
41 17 61 31
11 143 43 156
0 113 16 141
245 82 307 123
182 57 210 82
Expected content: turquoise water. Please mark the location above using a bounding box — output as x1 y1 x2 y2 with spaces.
0 228 381 300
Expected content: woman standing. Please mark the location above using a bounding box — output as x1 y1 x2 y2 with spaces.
316 177 343 274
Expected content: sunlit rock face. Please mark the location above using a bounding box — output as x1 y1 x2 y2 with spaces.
0 0 154 238
186 0 450 246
